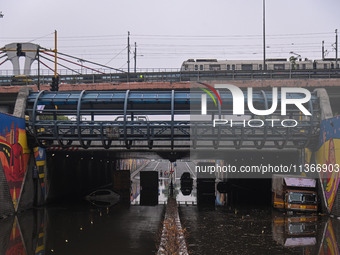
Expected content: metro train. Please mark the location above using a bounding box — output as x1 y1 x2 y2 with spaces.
180 58 340 72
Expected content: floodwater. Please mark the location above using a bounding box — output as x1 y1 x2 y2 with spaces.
179 206 338 255
0 202 165 255
1 160 339 255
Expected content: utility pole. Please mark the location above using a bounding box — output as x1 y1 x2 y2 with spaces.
336 29 338 68
263 0 266 70
127 31 130 79
54 30 57 78
134 42 137 73
37 48 40 91
322 40 325 60
51 30 59 91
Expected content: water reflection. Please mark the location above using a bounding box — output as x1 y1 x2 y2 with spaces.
1 196 340 255
179 205 340 255
0 203 164 255
320 220 340 255
272 214 319 251
130 178 197 205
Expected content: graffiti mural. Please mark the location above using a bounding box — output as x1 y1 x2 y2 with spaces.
315 116 340 212
34 147 47 199
119 159 147 171
5 218 26 255
0 113 30 211
320 220 340 255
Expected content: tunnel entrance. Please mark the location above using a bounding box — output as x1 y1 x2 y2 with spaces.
46 150 117 202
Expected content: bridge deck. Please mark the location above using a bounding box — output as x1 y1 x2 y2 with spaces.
25 90 320 150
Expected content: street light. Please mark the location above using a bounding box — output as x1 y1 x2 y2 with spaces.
263 0 266 71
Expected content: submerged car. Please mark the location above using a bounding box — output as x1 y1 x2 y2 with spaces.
85 189 120 207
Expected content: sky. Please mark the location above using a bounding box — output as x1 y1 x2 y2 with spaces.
0 0 339 74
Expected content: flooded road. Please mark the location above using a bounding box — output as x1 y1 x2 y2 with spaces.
0 203 164 255
1 160 340 255
179 206 338 255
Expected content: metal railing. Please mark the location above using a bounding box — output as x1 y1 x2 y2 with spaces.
25 90 320 150
1 68 340 86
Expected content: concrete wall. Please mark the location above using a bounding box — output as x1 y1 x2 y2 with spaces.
2 79 340 94
46 151 114 202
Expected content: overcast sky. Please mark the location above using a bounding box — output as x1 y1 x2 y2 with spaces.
0 0 339 73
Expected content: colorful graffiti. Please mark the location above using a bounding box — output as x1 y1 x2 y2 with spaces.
0 112 30 210
34 147 47 199
315 116 340 212
320 220 340 255
119 159 147 171
5 218 26 255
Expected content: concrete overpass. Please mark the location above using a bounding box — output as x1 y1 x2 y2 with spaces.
1 79 340 114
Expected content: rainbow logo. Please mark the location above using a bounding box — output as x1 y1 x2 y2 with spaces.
198 82 223 107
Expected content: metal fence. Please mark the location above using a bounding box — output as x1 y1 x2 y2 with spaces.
1 68 340 86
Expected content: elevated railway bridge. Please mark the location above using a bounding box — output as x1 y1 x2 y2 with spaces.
0 68 340 86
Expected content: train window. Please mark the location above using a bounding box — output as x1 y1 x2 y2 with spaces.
259 64 262 70
232 65 235 70
209 64 221 71
184 65 189 71
302 64 306 69
227 65 230 70
331 63 334 69
195 65 198 71
265 64 267 70
200 65 204 71
241 64 253 71
273 64 285 70
324 64 328 69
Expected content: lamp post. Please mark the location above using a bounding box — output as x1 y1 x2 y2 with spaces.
336 29 338 69
263 0 266 71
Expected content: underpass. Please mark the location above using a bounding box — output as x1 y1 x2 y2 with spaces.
1 84 340 254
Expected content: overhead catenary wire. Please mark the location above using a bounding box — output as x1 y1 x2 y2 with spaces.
55 50 125 73
41 51 106 74
0 31 337 71
0 58 8 66
39 55 81 75
28 32 55 43
39 60 57 74
105 46 127 66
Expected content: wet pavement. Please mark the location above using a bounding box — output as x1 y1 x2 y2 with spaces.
1 160 340 255
0 202 165 255
179 205 336 255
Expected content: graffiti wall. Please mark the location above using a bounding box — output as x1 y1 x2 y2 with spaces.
0 112 30 212
0 112 47 216
118 159 147 171
34 147 47 200
315 116 340 215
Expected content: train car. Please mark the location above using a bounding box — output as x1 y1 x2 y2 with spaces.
313 58 339 69
180 58 338 71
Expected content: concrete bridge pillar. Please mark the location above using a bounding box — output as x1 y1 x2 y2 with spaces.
4 43 39 76
13 87 31 118
314 88 333 120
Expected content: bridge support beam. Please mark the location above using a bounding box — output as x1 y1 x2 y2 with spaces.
314 88 333 120
13 87 31 118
